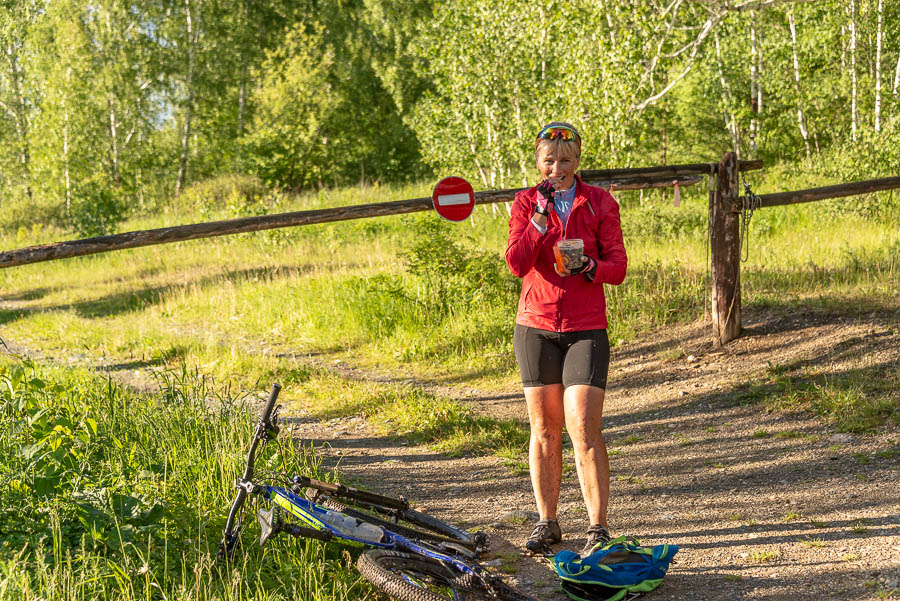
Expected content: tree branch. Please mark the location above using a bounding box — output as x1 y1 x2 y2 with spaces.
631 15 719 112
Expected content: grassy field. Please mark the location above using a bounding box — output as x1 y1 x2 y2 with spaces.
1 168 898 598
0 355 377 601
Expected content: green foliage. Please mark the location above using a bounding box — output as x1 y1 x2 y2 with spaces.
69 179 128 237
3 0 900 206
0 356 369 600
176 174 270 218
621 201 707 240
403 218 518 322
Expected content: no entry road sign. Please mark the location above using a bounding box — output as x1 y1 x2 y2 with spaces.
432 176 475 222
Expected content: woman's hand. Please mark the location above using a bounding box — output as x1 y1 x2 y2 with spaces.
554 256 598 281
534 180 555 216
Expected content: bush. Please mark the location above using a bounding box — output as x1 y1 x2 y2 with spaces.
403 218 519 322
175 174 271 218
69 179 128 237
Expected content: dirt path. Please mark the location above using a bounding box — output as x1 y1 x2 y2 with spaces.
289 307 900 601
3 306 898 600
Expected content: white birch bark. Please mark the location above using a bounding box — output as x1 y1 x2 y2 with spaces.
108 96 121 184
850 0 858 142
789 12 812 163
3 42 32 200
757 21 763 148
176 0 200 197
714 31 740 158
63 74 71 211
894 52 900 96
874 0 883 132
749 17 759 158
464 122 489 188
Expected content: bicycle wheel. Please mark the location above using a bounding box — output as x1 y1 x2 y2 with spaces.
358 550 535 601
319 496 483 550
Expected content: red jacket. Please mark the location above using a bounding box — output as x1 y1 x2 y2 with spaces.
505 175 627 332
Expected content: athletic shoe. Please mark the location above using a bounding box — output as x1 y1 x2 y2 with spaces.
524 519 562 554
580 524 611 556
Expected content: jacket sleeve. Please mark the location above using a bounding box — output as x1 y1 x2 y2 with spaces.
590 195 627 285
505 189 545 278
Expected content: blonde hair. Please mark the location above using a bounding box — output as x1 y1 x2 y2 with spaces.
535 137 581 163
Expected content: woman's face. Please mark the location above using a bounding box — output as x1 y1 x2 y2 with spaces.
535 142 580 190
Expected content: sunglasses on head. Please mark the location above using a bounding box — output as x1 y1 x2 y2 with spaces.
536 125 581 150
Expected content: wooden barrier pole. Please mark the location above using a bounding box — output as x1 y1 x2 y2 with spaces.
0 173 702 270
710 152 741 346
748 175 900 208
580 159 762 181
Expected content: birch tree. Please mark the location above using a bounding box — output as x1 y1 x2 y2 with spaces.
788 12 811 163
715 30 741 157
174 0 201 196
749 15 760 158
0 0 41 202
874 0 883 132
849 0 858 142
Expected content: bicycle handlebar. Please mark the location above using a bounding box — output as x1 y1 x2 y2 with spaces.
261 382 281 425
219 383 281 559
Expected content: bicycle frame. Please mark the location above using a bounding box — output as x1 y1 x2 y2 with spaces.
259 485 486 578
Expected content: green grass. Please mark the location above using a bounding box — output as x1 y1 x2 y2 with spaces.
851 520 870 534
800 537 827 548
738 359 900 433
0 354 375 601
749 550 780 563
295 372 530 460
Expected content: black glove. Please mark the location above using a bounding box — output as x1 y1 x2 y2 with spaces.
569 256 598 281
534 180 555 216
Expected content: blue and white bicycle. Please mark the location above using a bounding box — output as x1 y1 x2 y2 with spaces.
218 384 538 601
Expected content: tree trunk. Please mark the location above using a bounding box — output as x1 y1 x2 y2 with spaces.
749 17 759 158
175 0 200 197
714 31 740 158
238 66 246 136
850 0 858 142
5 43 32 201
108 96 122 185
874 0 883 132
236 0 248 139
511 88 528 186
789 13 812 164
757 21 763 153
464 122 489 188
894 52 900 96
64 100 71 212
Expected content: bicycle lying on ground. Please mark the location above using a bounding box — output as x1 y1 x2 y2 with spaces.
218 383 539 601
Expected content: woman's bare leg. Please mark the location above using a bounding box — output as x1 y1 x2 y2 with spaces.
524 384 565 519
563 385 609 526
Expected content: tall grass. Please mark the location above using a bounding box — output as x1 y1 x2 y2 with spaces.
0 355 375 601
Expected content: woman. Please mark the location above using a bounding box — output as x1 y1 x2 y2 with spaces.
505 122 627 556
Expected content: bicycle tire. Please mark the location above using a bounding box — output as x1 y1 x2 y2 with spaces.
358 550 535 601
319 496 481 549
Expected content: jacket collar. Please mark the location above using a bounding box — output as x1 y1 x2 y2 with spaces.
572 174 594 214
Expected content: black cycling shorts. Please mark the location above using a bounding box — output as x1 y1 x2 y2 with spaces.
513 324 610 389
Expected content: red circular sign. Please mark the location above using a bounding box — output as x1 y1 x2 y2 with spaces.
432 176 475 222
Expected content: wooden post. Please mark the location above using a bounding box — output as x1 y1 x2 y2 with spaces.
710 151 741 346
